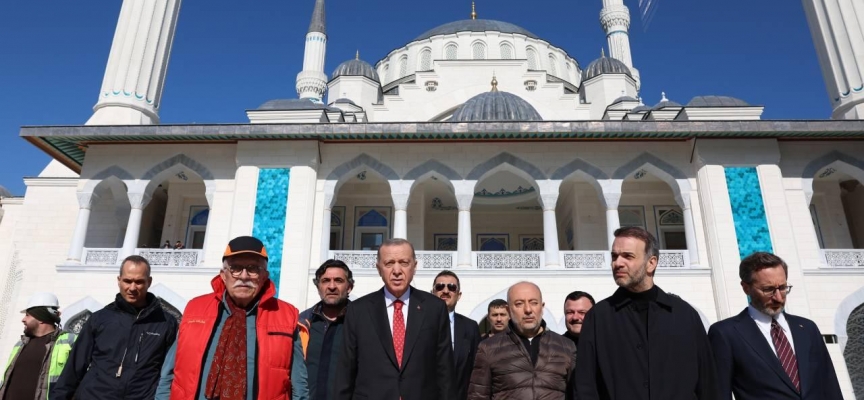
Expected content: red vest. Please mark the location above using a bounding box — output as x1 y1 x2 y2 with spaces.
170 276 299 400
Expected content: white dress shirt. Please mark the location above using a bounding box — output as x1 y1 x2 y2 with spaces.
748 304 795 355
449 311 455 350
384 287 411 333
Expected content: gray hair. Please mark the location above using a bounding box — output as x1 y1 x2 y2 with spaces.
376 238 416 260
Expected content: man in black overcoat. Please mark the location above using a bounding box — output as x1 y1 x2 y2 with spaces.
575 226 718 400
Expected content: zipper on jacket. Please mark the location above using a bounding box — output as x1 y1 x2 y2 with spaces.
116 308 145 378
134 333 143 363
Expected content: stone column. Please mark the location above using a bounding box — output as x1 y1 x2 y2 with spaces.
538 180 562 267
67 192 99 261
320 180 337 262
121 191 152 259
599 180 624 250
389 180 413 240
453 181 477 268
677 192 701 267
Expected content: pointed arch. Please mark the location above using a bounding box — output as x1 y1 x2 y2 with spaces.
552 159 608 181
149 283 188 313
142 154 214 181
467 152 546 181
404 160 462 181
612 153 691 202
802 151 864 180
82 166 133 194
60 296 103 330
835 285 864 352
326 153 400 182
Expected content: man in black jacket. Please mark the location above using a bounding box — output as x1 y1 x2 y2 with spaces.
431 270 480 400
298 259 354 400
51 255 178 399
575 227 717 400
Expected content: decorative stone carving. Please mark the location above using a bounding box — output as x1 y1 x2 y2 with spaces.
476 252 542 269
563 252 606 269
127 192 152 210
77 192 100 210
417 252 454 269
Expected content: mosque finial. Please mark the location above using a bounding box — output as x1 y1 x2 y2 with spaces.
638 96 644 105
471 2 477 20
490 72 498 92
601 48 606 58
356 50 360 60
661 91 668 102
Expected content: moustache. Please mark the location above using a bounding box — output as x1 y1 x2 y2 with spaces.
232 280 258 289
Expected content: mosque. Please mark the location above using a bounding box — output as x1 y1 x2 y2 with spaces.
1 0 864 396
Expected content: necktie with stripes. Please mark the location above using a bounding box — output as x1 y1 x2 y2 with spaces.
771 318 800 392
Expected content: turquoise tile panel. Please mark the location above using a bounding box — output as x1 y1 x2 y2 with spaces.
724 167 773 259
252 168 290 296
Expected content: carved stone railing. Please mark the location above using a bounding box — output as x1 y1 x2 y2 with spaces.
416 251 456 269
136 249 202 267
82 248 120 266
476 252 543 269
658 250 689 268
329 251 378 269
822 250 864 268
561 251 608 269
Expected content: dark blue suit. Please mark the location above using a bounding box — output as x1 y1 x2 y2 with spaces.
708 308 843 399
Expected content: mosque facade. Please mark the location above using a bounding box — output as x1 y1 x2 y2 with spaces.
1 0 864 396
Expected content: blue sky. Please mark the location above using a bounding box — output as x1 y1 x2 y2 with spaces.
0 0 830 195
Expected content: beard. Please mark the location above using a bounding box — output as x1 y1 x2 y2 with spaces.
616 260 649 289
752 298 784 317
321 294 349 306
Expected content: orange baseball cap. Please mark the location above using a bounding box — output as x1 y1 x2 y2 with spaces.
223 236 268 261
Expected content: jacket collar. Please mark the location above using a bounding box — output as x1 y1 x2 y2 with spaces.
113 292 161 318
19 328 65 344
310 300 350 322
609 285 673 311
506 319 548 341
209 274 275 308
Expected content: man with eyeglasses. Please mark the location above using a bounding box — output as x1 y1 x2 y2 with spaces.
154 236 307 400
432 270 480 400
708 252 843 399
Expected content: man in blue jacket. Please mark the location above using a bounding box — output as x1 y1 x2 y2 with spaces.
51 255 178 399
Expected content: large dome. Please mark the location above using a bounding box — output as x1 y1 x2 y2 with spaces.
0 185 11 198
451 88 543 122
414 19 539 42
331 58 380 82
582 56 632 82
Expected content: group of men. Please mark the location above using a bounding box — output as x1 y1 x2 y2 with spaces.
0 226 847 399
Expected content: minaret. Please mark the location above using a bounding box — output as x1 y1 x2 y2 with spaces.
802 0 864 119
296 0 328 102
599 0 639 87
86 0 182 125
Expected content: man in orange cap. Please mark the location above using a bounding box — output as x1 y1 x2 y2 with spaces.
155 236 307 400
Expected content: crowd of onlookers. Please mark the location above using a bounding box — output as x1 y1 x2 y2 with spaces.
0 226 846 399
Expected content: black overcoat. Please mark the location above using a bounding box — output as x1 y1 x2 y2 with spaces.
574 286 718 400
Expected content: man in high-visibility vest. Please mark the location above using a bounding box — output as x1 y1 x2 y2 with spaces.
0 292 76 400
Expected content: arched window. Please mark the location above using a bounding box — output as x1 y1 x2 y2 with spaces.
398 55 408 78
419 48 432 71
445 44 458 60
526 47 538 70
499 43 513 59
472 41 487 60
548 54 558 76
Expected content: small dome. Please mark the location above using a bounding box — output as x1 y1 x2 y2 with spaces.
611 95 638 104
0 185 12 198
257 99 329 110
630 105 650 113
451 90 543 122
653 100 683 109
333 98 358 106
331 58 380 82
582 56 632 81
687 95 750 107
414 19 539 42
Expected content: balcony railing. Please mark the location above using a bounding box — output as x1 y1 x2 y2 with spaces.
79 248 203 267
326 250 695 270
822 249 864 268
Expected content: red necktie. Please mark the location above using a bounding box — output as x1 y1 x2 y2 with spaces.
771 319 800 392
393 300 406 369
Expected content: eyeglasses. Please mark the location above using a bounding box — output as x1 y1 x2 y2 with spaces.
756 285 793 296
434 283 458 292
226 264 263 278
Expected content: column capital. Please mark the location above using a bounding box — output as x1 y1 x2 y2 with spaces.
452 180 477 211
675 192 692 210
597 179 623 210
127 192 152 210
388 180 414 211
204 181 217 208
77 192 100 210
536 180 562 211
323 180 338 210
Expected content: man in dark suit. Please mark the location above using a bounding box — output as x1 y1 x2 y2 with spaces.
708 252 844 399
432 270 480 400
334 238 456 400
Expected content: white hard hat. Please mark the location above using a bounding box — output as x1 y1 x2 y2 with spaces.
21 292 59 313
